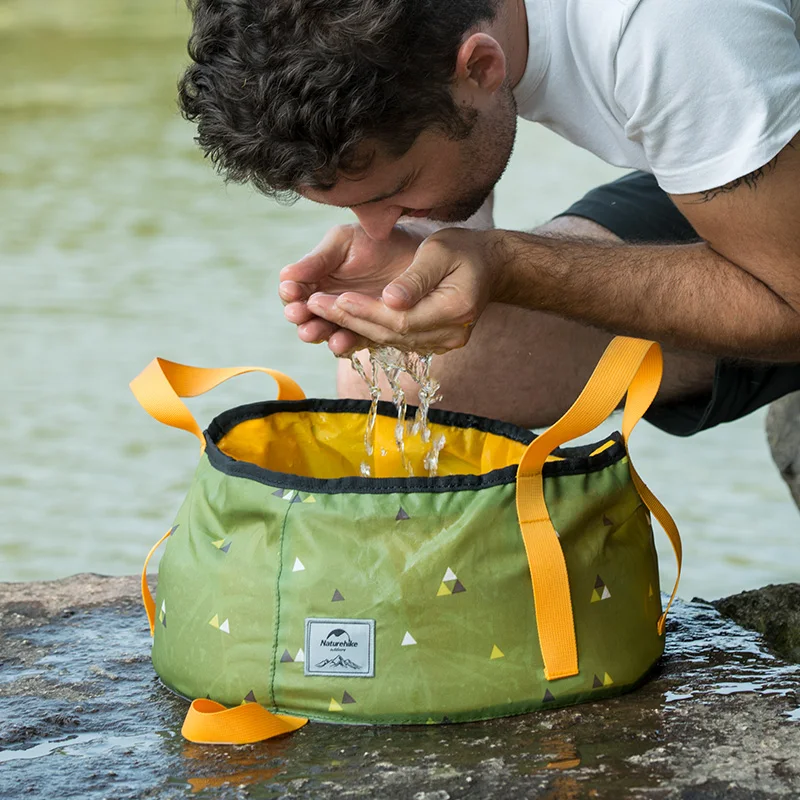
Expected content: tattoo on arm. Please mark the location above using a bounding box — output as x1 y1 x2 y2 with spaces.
696 143 794 203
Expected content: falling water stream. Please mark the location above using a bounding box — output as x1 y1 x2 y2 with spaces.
350 349 445 477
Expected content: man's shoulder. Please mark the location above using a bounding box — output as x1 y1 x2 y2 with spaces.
560 0 641 44
553 0 643 75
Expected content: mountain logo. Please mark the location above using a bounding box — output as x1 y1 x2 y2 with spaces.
305 617 376 678
314 653 362 670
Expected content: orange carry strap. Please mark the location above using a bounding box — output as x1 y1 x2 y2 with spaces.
134 361 309 744
619 352 682 635
130 359 305 448
141 528 308 743
516 337 682 680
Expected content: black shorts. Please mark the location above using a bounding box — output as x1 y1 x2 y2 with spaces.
557 171 800 437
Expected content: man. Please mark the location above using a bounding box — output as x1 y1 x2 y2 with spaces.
179 0 800 435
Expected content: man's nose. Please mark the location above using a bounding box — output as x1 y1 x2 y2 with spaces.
351 205 404 241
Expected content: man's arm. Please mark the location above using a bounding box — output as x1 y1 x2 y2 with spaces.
494 136 800 361
307 139 800 359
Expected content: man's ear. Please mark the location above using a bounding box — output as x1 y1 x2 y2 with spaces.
454 33 507 95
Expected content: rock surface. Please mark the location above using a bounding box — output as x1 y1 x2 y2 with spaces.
713 584 800 664
1 574 800 799
766 392 800 509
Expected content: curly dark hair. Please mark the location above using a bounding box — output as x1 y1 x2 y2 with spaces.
178 0 499 200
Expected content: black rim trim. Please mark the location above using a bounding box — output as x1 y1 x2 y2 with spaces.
203 399 626 494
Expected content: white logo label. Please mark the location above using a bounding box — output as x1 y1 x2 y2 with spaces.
304 618 375 678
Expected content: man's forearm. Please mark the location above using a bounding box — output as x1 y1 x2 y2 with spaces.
493 232 800 361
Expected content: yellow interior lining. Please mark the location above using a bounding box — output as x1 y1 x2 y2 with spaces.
217 411 616 480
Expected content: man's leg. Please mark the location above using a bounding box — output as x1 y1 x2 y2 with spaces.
337 213 716 430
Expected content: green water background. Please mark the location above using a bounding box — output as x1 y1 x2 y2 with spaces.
1 0 798 597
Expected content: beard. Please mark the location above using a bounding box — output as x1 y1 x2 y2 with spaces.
429 86 518 223
429 183 496 222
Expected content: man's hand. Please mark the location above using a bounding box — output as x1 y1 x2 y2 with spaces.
304 228 505 355
279 223 424 354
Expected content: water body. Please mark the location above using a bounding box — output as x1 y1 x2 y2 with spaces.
1 1 798 597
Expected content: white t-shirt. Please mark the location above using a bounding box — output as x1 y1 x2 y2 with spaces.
514 0 800 194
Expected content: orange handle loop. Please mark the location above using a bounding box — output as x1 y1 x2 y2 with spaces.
130 359 306 447
182 699 307 744
516 337 682 680
141 526 176 636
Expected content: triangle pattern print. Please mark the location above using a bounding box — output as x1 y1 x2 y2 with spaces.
329 698 343 712
244 690 257 703
331 589 345 602
396 507 410 521
342 691 356 705
295 648 305 663
591 575 611 603
280 649 294 663
437 567 466 597
490 645 504 660
401 632 417 646
292 558 305 572
209 615 230 634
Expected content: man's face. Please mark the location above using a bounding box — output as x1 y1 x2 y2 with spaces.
301 87 518 240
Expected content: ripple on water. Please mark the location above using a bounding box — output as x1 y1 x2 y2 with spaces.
661 599 800 706
0 732 161 763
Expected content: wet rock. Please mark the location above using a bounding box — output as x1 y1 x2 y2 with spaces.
712 584 800 664
0 575 799 799
0 574 143 623
766 392 800 509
